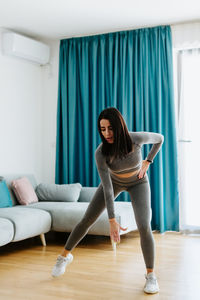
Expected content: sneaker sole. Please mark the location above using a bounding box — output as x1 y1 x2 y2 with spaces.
144 288 159 294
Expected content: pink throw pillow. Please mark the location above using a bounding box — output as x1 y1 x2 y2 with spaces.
11 177 38 205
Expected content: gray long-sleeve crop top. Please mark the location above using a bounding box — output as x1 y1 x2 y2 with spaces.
95 131 164 219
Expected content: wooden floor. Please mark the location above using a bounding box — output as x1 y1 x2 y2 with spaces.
0 231 200 300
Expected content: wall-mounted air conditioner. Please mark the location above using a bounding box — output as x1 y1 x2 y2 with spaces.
2 32 50 65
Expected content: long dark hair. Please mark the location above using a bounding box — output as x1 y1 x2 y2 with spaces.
97 107 132 159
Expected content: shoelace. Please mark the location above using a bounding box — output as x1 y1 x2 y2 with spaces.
56 256 67 266
145 275 157 285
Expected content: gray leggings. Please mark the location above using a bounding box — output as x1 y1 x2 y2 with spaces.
64 175 154 269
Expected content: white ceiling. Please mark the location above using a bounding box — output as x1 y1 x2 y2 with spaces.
0 0 200 41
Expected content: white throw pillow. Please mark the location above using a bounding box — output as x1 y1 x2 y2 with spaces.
36 183 82 202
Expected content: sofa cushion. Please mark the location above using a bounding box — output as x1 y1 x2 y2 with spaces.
0 206 51 241
0 218 14 246
28 201 137 235
11 177 38 205
3 174 38 206
0 181 12 208
36 183 82 202
78 187 97 202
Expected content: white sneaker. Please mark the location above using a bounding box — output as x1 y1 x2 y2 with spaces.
144 272 159 294
52 254 73 277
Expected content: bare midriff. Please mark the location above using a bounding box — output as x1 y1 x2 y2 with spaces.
109 168 140 178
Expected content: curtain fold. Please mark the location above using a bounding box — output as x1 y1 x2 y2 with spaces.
56 26 179 232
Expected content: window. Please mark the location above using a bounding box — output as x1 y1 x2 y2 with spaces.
177 49 200 233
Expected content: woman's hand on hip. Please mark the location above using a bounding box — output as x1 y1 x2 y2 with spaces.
138 160 150 179
109 218 127 243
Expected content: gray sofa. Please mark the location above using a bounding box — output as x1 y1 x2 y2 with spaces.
0 174 137 248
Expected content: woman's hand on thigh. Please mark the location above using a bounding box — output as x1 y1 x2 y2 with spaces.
138 160 150 179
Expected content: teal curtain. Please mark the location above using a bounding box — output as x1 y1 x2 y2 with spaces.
56 26 179 232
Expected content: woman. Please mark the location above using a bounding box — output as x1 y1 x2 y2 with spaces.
52 107 164 294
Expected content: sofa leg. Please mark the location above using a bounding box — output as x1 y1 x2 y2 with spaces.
40 233 46 246
111 239 117 252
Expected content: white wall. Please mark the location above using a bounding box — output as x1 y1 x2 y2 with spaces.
0 29 44 182
42 40 59 183
0 28 59 184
